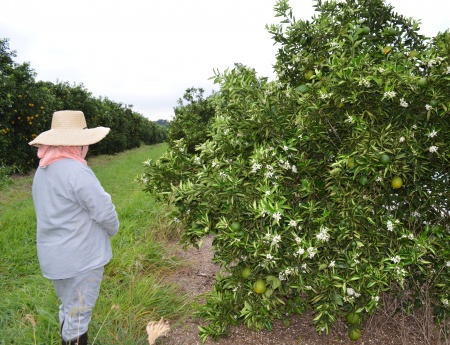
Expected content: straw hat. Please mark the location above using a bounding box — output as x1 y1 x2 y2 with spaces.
29 110 110 146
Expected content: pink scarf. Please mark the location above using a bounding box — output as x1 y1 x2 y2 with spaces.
37 145 88 167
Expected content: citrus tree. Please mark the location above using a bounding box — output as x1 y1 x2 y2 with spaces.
141 0 450 341
0 39 167 173
167 87 215 154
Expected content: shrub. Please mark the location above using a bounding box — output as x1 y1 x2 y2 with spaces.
141 0 450 341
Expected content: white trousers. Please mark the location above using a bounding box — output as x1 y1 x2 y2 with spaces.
52 266 104 341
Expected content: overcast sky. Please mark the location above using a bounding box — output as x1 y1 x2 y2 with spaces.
2 0 449 121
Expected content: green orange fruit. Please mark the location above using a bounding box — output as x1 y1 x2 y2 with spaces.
380 154 390 165
418 77 428 89
304 70 315 80
391 176 403 189
346 312 360 325
230 222 241 231
408 50 419 58
253 279 267 294
359 176 369 186
347 158 355 168
241 266 251 279
348 328 361 341
386 27 397 36
430 99 438 107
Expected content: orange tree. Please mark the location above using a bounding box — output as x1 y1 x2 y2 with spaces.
141 0 450 341
0 40 167 173
0 39 58 171
167 87 215 154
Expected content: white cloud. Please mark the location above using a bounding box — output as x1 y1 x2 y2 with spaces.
1 0 448 121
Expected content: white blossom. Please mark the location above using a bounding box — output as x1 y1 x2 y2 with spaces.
411 211 421 218
446 261 450 267
194 156 201 164
358 78 371 88
316 226 330 242
265 190 271 196
289 220 298 227
346 116 354 123
265 170 274 178
429 146 438 153
319 91 333 99
387 220 394 231
391 255 401 264
446 66 450 74
425 104 433 111
329 261 335 268
428 130 438 138
442 299 449 307
282 160 291 170
383 91 397 99
251 162 262 173
399 136 405 143
399 98 409 108
329 41 340 48
307 247 317 258
272 235 282 246
272 212 282 222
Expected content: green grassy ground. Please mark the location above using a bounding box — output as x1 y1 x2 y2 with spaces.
0 144 190 344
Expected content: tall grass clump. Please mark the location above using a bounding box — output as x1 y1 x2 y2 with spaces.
0 144 190 344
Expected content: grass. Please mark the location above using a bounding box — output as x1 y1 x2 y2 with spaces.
0 143 191 344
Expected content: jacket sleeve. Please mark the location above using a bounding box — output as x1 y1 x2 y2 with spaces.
70 167 120 236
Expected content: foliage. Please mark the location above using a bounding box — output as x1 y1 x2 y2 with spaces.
141 0 450 341
167 87 215 153
0 38 166 173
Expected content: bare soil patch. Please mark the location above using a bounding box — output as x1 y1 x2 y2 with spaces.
161 236 447 345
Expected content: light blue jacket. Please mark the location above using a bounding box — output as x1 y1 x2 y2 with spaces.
32 158 119 279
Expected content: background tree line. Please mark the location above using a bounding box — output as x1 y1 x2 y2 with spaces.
0 38 167 173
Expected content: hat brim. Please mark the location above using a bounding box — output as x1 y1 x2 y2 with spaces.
28 127 110 146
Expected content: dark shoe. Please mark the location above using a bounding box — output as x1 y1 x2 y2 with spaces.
62 332 88 345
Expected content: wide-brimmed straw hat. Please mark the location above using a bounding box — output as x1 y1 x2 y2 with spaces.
29 110 110 146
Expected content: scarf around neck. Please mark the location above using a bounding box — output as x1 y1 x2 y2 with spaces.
37 145 88 167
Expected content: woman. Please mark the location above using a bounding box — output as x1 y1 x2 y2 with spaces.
29 110 120 345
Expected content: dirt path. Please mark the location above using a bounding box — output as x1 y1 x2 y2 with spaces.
161 236 445 345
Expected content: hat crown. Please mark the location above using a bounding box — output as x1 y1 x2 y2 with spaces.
51 110 87 130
